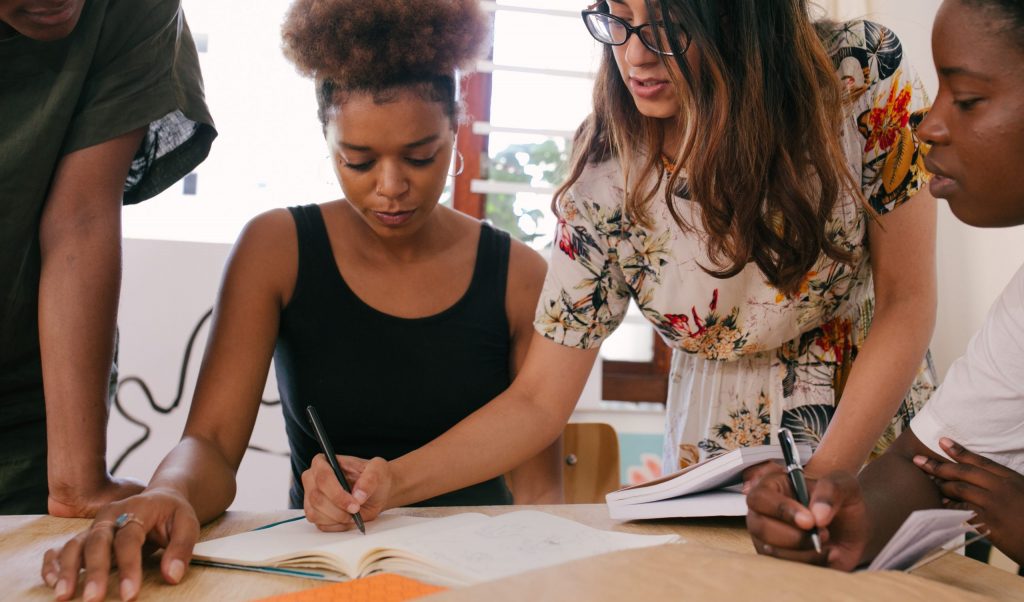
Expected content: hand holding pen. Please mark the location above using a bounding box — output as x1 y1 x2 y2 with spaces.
778 428 822 554
305 405 366 534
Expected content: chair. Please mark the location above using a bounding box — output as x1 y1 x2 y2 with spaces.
562 422 621 504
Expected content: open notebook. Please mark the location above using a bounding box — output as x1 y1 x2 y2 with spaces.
192 510 680 587
606 444 811 519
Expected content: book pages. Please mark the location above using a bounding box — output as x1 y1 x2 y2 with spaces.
608 489 748 520
192 510 680 586
377 510 681 586
606 444 811 511
867 509 976 571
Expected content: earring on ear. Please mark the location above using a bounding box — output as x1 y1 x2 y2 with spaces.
449 150 465 177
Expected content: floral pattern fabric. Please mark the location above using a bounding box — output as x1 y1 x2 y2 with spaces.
535 21 937 470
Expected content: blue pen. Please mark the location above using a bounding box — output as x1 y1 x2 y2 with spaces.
778 428 822 554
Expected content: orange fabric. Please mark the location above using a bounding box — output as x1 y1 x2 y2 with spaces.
253 574 447 602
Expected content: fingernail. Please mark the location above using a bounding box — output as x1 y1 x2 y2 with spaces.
83 581 99 602
811 502 831 518
168 559 185 583
741 483 751 494
55 579 69 598
913 455 927 466
353 489 368 503
347 503 361 514
44 571 57 588
120 578 137 600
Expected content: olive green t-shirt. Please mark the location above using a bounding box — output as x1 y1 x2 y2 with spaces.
0 0 216 425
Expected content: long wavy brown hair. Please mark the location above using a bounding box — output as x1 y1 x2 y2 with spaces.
556 0 859 296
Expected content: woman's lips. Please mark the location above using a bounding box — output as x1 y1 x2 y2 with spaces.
928 173 959 199
22 0 76 26
629 77 670 99
924 159 959 199
372 210 415 227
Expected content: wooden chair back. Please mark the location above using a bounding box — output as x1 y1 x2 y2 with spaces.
562 422 621 504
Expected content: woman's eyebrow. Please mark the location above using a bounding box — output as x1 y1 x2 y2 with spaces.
405 134 441 149
939 65 993 82
338 134 440 152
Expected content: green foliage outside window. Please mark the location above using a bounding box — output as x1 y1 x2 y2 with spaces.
485 139 569 244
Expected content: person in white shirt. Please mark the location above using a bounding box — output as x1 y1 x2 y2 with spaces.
745 0 1024 570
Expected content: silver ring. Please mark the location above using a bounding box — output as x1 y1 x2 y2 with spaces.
114 512 144 530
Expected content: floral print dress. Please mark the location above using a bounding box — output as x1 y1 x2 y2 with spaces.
535 21 938 471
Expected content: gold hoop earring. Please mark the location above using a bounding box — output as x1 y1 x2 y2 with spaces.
449 150 465 177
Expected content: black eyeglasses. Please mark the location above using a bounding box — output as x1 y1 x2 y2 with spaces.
581 2 690 57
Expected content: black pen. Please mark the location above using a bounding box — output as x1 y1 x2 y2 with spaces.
778 428 821 554
305 405 366 534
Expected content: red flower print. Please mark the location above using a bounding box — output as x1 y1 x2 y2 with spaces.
710 289 719 312
663 313 692 334
690 307 705 335
864 82 912 153
557 220 577 260
817 318 853 365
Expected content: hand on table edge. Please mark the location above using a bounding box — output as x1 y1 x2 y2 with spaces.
41 488 199 602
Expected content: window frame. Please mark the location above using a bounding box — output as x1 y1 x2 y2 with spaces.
453 63 670 403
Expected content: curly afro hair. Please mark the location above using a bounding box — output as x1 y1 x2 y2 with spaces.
282 0 490 127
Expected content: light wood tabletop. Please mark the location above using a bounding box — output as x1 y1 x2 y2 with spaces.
1 504 1021 601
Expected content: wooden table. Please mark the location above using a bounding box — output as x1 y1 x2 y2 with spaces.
1 504 1021 601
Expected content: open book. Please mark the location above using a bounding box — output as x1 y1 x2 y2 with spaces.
192 510 680 587
867 509 978 572
606 444 811 520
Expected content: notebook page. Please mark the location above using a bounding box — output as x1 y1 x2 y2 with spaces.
867 509 975 571
192 513 434 575
384 510 681 585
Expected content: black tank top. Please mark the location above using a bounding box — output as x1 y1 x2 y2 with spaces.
275 204 514 508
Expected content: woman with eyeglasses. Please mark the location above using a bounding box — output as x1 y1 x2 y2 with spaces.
219 0 939 533
550 0 939 478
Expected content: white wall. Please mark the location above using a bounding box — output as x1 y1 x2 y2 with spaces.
111 238 291 510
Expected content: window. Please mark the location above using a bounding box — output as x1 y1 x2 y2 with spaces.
455 1 670 402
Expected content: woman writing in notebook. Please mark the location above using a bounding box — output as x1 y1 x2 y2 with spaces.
291 0 938 528
746 0 1024 570
41 1 560 600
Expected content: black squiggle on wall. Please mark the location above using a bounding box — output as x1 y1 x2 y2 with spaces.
110 308 287 475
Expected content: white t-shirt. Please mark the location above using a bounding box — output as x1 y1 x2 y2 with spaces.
911 263 1024 474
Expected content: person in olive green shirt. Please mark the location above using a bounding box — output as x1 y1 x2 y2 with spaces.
0 0 215 515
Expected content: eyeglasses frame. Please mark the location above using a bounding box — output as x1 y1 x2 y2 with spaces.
580 1 691 57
